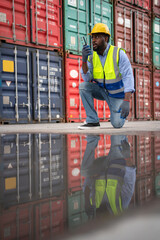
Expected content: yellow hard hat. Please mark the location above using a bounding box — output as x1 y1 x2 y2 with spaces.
88 23 111 36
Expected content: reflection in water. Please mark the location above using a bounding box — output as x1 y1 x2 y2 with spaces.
81 135 136 218
0 133 160 240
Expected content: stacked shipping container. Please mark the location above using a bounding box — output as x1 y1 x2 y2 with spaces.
0 0 159 123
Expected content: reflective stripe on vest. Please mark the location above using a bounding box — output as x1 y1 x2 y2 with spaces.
90 45 125 96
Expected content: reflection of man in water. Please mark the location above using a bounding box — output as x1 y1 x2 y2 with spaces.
81 135 136 218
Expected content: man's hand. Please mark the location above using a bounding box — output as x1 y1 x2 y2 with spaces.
118 100 130 119
82 45 92 62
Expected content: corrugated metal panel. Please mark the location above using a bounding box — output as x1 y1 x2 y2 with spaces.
153 70 160 120
136 135 153 178
117 0 151 11
134 11 151 65
0 203 34 239
68 191 85 215
135 67 152 119
0 134 33 207
90 0 114 44
154 135 160 171
32 49 64 122
65 54 110 123
114 4 151 65
63 0 90 54
67 135 86 192
152 0 160 16
152 17 160 69
0 0 30 43
136 176 154 204
35 198 65 239
30 0 63 49
0 43 33 124
34 134 65 199
0 0 63 51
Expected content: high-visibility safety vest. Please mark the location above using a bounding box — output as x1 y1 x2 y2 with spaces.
88 45 125 98
90 160 125 215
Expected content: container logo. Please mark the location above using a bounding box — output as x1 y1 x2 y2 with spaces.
156 81 159 87
70 70 78 78
157 155 160 160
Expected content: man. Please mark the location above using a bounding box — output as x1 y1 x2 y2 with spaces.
81 135 136 218
78 23 135 130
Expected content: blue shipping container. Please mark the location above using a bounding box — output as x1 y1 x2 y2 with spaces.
0 43 64 124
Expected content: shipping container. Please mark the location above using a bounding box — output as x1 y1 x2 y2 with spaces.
32 48 64 122
0 0 63 51
136 135 153 178
117 0 151 11
63 0 114 54
152 0 160 16
34 198 65 239
0 134 34 208
0 43 64 124
134 66 152 119
0 203 34 240
34 134 66 199
67 135 86 192
136 176 154 204
114 4 151 65
90 0 114 44
0 43 33 124
63 0 90 54
152 17 160 69
153 135 160 171
153 70 160 120
65 53 110 123
155 173 160 197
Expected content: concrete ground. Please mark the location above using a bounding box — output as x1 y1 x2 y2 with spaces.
0 120 160 134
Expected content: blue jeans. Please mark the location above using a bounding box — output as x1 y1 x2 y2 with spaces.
79 82 125 128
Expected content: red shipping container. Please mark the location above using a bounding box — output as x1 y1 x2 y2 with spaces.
0 0 30 43
153 70 160 120
67 134 87 192
136 135 153 178
65 54 110 123
154 135 160 171
0 203 34 240
117 0 151 11
134 11 151 65
30 0 63 49
152 0 160 16
35 199 65 240
135 67 152 119
0 0 63 50
136 176 154 204
114 4 151 65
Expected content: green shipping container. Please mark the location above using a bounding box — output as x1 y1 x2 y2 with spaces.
153 17 160 69
63 0 114 54
68 212 88 229
90 0 114 45
68 191 85 215
155 173 160 197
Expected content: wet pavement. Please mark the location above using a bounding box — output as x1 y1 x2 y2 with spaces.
0 131 160 240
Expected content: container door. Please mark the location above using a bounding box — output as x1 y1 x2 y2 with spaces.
114 4 134 62
34 134 65 199
134 11 151 65
152 17 160 69
30 0 63 48
64 0 90 54
135 67 151 119
0 43 32 124
0 134 33 208
153 70 160 120
32 49 64 122
0 0 30 43
90 0 114 45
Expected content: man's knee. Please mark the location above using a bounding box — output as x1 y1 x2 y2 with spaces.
111 118 125 129
79 81 90 91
